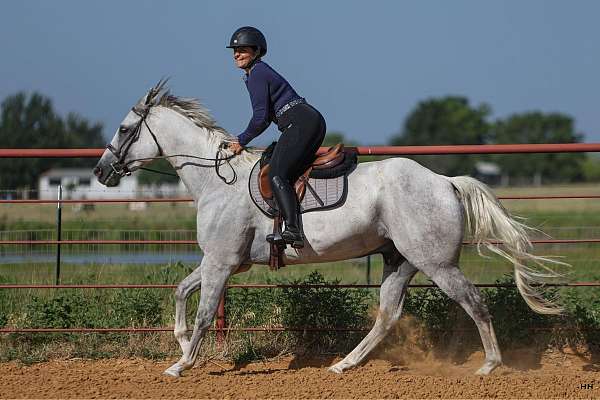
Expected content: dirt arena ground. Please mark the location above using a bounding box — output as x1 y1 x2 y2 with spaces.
1 349 598 399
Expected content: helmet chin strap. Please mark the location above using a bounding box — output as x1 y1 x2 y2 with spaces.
245 49 262 70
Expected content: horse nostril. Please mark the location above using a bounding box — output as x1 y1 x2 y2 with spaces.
93 166 102 178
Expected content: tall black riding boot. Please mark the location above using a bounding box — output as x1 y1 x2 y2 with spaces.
271 176 304 249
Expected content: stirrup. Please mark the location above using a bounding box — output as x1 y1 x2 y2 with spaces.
281 229 304 249
266 232 285 247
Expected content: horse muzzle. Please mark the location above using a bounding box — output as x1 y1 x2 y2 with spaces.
94 160 126 187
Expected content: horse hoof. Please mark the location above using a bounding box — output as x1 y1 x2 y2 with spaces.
328 363 346 374
163 363 183 378
475 360 500 375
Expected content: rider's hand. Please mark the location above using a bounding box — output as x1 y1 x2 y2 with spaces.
229 141 244 155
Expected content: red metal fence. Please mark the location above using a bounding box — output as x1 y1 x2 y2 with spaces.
1 144 600 335
1 142 600 158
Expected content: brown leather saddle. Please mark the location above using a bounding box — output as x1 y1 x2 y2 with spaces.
253 143 357 271
258 143 347 203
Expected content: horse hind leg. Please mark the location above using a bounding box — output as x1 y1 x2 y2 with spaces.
329 249 417 373
426 264 502 375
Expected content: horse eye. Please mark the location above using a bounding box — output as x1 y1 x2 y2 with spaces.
119 126 129 134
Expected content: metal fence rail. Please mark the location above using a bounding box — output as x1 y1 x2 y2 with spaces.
2 143 600 158
2 326 599 334
1 238 599 245
3 194 600 204
1 282 599 289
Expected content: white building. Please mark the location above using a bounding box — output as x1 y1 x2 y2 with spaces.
38 168 138 200
473 161 502 186
38 168 188 200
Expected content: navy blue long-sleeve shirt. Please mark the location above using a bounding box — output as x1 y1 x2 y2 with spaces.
237 60 301 146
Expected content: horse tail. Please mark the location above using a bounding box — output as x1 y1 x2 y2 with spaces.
447 175 566 315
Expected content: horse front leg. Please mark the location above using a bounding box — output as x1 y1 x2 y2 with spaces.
164 259 235 377
172 264 203 355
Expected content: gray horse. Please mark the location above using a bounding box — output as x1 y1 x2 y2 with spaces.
94 82 563 378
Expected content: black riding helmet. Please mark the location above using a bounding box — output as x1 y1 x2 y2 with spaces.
226 26 267 57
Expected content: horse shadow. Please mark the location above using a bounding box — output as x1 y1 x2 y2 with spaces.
206 353 339 376
287 354 339 370
563 342 600 372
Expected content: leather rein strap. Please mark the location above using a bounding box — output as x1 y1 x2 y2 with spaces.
106 105 238 184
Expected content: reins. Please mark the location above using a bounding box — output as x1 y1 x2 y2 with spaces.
107 104 238 185
126 144 238 185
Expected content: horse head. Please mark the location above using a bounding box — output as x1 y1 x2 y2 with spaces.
94 79 168 187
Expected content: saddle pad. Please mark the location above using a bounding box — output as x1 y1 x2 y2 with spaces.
248 160 348 218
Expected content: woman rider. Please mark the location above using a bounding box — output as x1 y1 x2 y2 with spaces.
227 26 326 249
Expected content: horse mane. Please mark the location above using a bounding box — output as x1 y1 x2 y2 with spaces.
139 79 260 164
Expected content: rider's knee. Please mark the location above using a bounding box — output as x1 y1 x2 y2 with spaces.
270 174 289 189
268 168 282 183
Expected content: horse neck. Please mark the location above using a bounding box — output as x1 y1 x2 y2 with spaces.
152 107 246 203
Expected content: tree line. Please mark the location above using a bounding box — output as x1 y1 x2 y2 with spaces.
0 92 104 191
0 92 173 191
330 96 597 185
0 91 597 191
389 96 587 184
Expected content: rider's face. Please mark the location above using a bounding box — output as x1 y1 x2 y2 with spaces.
233 46 257 70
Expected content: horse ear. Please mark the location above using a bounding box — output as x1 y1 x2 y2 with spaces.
143 93 152 105
156 77 169 93
145 77 170 105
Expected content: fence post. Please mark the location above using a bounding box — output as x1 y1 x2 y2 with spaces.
216 289 226 346
55 185 62 285
366 255 371 285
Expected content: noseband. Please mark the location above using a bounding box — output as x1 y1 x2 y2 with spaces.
105 104 238 184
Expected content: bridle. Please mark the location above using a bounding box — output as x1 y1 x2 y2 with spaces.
105 103 238 185
107 105 161 178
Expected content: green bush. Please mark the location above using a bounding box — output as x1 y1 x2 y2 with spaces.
482 275 561 347
582 156 600 182
25 289 164 329
0 297 7 328
561 288 600 346
223 271 374 362
402 275 600 350
4 270 600 363
404 285 456 334
226 285 282 328
0 275 8 328
281 271 374 352
26 292 94 329
111 289 164 327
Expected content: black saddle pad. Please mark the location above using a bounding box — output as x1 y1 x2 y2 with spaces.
248 160 349 218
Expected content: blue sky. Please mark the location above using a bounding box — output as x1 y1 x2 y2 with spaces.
1 0 598 146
